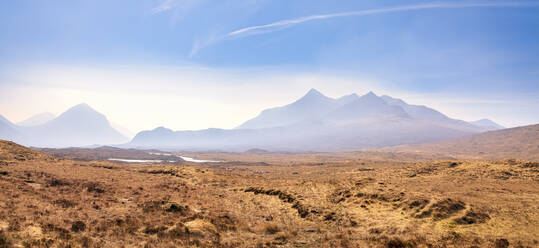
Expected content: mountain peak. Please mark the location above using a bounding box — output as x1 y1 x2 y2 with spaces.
71 103 92 110
471 119 505 130
476 118 493 122
153 126 173 133
62 103 102 116
53 103 108 127
336 93 359 105
237 88 334 129
365 91 376 97
304 88 324 98
3 103 128 147
294 88 332 105
341 93 360 99
358 91 383 103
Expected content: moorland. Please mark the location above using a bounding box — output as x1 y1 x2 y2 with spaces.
0 138 537 248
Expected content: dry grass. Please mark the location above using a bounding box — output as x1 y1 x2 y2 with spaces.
0 140 538 247
384 124 539 161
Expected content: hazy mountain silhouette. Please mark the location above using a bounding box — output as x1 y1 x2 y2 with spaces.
470 119 505 131
327 92 410 121
17 112 56 126
380 95 487 132
0 104 128 147
129 89 503 151
1 90 506 150
0 114 20 140
237 88 342 129
130 127 175 146
380 95 448 121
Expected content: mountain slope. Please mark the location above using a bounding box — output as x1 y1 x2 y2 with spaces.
0 114 21 141
111 122 136 139
385 124 539 160
470 119 505 131
380 95 449 122
327 92 410 121
24 104 128 147
380 95 484 132
0 139 51 161
0 104 128 148
17 112 56 126
237 88 342 129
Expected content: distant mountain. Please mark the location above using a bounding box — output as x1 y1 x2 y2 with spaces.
0 104 128 148
385 124 538 160
327 92 410 120
380 95 484 132
0 114 20 141
244 148 269 154
380 95 449 122
17 112 56 126
470 119 505 131
129 89 499 151
129 127 176 147
237 88 342 129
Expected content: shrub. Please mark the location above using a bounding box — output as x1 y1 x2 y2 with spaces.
0 231 12 248
71 221 86 232
494 238 509 248
263 223 280 235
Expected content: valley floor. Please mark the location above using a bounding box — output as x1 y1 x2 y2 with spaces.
0 141 538 247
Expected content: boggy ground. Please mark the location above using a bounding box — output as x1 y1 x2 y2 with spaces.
0 140 538 247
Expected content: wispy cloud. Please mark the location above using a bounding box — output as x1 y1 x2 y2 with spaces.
151 0 176 14
151 0 206 16
228 1 539 37
189 32 220 57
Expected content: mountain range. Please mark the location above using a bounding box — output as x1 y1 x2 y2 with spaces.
127 89 504 151
0 89 506 150
0 104 128 147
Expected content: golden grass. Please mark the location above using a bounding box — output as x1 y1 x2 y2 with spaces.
0 140 538 247
384 124 539 161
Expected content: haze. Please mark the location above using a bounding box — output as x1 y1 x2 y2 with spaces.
1 0 538 134
1 2 539 247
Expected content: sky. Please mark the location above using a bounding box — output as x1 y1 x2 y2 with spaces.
0 0 538 136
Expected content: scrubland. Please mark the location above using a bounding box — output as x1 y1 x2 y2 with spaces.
0 140 538 247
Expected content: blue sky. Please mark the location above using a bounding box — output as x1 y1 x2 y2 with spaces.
0 0 538 133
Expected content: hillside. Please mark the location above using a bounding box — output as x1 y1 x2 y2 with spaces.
0 140 51 163
385 124 539 160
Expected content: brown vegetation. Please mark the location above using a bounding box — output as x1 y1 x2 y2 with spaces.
385 124 539 160
0 140 538 247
